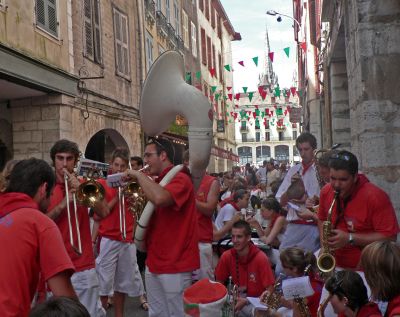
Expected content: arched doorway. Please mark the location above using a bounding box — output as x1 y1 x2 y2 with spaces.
275 145 289 162
85 129 129 163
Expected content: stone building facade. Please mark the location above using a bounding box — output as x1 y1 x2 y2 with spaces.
318 0 400 214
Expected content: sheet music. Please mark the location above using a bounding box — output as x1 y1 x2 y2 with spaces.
247 297 268 311
282 276 314 300
106 172 126 188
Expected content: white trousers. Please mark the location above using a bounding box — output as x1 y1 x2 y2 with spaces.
193 242 214 281
145 266 192 317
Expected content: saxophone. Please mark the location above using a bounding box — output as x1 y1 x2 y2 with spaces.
260 275 283 313
317 191 339 274
293 265 313 317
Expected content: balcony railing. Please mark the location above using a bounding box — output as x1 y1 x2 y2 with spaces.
240 126 248 132
145 0 156 24
238 136 295 143
176 35 184 52
167 23 177 47
156 11 168 38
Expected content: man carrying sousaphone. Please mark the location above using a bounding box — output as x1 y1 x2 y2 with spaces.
316 150 399 317
46 139 110 316
123 137 200 317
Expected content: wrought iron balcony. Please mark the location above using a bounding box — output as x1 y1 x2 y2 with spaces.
166 23 177 47
145 0 156 25
240 126 249 132
176 35 184 52
156 11 168 38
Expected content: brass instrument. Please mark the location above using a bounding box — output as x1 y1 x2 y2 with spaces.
261 274 283 313
222 276 238 317
293 264 313 317
317 191 339 273
317 295 331 317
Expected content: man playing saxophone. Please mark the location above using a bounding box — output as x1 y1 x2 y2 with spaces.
317 150 399 317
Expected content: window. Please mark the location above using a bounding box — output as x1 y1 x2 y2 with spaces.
35 0 58 37
200 28 206 65
205 0 209 20
238 146 252 165
145 31 153 72
207 36 211 68
279 131 284 141
256 146 270 162
113 7 130 78
256 132 261 142
218 53 222 80
212 44 216 75
217 13 222 38
83 0 102 63
166 0 170 22
174 0 180 35
210 4 215 28
182 11 189 48
292 130 298 140
241 133 247 143
156 0 162 10
265 132 270 141
191 22 197 57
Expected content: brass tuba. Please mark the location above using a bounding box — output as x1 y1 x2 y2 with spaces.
317 191 339 273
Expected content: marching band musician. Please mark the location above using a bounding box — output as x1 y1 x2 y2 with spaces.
0 158 76 316
183 149 220 281
215 220 275 317
93 147 147 316
46 139 109 317
123 138 200 317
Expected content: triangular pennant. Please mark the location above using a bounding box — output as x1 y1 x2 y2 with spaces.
195 71 201 79
235 93 240 101
290 87 297 96
274 86 281 97
261 111 265 118
261 91 267 100
228 94 233 101
252 111 257 119
210 95 214 102
215 93 221 101
268 52 274 62
211 86 217 93
185 73 192 82
255 105 259 109
209 68 216 77
242 87 248 93
248 92 254 102
258 86 264 94
235 104 239 108
227 86 232 91
300 42 307 52
283 47 290 58
252 56 259 66
297 90 303 97
255 109 260 116
223 95 228 101
238 61 244 67
224 64 231 71
276 107 283 116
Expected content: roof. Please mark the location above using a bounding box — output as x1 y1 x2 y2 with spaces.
213 0 242 41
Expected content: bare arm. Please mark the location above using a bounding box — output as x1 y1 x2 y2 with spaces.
47 271 77 299
262 217 286 245
196 180 220 217
328 230 396 250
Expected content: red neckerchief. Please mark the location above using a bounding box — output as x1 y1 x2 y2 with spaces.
301 160 314 175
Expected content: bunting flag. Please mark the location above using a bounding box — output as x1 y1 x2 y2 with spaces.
276 107 283 116
215 93 221 101
261 111 265 118
224 64 231 71
255 109 260 116
242 87 248 93
274 86 281 97
223 95 228 101
283 47 290 58
261 91 267 100
290 87 297 96
235 93 240 101
258 86 264 94
209 68 216 77
252 111 257 119
300 42 307 52
248 92 254 102
252 56 259 66
255 105 259 109
210 95 214 102
227 86 232 91
238 61 244 67
228 93 233 101
185 73 191 82
297 89 303 97
211 86 217 93
268 52 274 62
195 71 201 79
235 104 239 108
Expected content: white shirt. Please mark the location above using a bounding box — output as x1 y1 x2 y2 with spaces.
275 163 320 221
267 169 281 187
215 203 237 230
256 166 267 183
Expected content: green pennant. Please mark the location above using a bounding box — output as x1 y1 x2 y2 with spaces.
240 110 246 118
211 86 217 93
252 56 259 66
276 107 283 116
215 93 221 101
223 95 228 101
224 64 231 71
195 71 201 79
255 109 260 116
274 86 281 97
283 47 290 58
243 87 248 93
185 73 191 82
261 111 265 118
229 119 232 123
248 92 254 102
298 89 303 97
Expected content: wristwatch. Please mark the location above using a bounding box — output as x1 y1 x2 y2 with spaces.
348 233 355 245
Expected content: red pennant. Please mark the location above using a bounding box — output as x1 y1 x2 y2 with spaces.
209 68 216 77
235 104 239 108
235 93 240 101
268 52 274 62
227 86 232 91
287 106 291 113
210 95 214 102
255 105 259 109
253 112 257 119
266 109 270 115
228 93 233 101
258 86 264 94
290 87 297 96
261 91 267 100
274 105 277 109
300 42 307 52
270 110 274 116
238 61 244 67
233 113 238 119
284 110 288 116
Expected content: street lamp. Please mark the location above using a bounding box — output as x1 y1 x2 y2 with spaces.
266 10 301 29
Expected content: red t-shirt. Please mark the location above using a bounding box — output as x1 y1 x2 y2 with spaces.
96 179 135 242
386 295 400 317
196 175 216 243
145 166 200 274
48 182 95 272
215 243 275 297
0 193 74 317
318 175 399 269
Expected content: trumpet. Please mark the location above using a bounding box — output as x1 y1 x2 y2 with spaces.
119 165 149 240
221 276 238 317
317 191 339 274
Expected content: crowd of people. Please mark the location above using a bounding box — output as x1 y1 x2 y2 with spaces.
0 132 400 317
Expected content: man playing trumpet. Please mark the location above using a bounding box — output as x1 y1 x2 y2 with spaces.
46 139 109 316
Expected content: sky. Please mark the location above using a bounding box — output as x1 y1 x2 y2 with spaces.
220 0 298 92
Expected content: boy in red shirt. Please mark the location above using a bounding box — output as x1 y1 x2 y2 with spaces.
215 220 275 316
0 158 76 316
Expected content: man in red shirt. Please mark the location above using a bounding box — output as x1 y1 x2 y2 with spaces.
94 148 146 316
183 150 220 281
215 220 275 317
47 139 109 316
124 138 200 317
0 158 76 316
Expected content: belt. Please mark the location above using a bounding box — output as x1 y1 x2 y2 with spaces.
289 220 317 226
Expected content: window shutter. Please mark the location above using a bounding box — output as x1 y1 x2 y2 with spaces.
36 0 46 27
84 0 93 57
121 15 129 75
93 0 102 63
113 7 129 77
47 0 58 36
